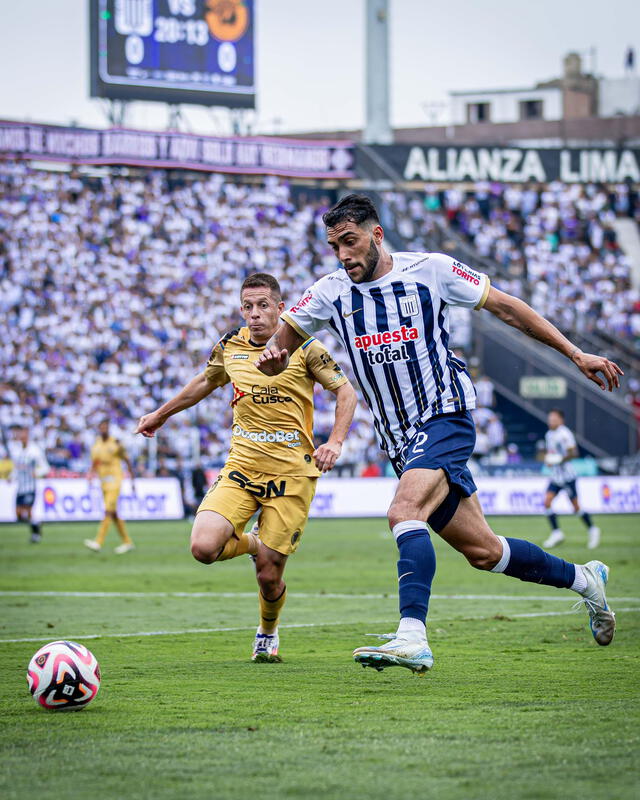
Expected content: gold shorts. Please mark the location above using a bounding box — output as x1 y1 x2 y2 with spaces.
197 469 317 556
101 482 121 513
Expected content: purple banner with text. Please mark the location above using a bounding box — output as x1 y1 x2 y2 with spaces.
0 121 354 179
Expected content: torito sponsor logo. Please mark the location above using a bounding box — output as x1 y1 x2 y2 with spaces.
451 262 481 285
289 293 313 313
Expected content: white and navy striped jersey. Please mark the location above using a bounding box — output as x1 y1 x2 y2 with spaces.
545 425 578 484
8 440 49 494
282 252 490 458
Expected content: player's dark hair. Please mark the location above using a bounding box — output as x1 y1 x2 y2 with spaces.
241 273 282 301
549 408 565 419
322 194 380 229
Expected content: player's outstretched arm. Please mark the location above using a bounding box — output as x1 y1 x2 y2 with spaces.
482 287 623 392
136 372 215 438
313 382 358 473
255 321 305 376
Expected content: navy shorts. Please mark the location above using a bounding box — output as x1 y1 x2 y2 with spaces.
546 480 578 501
390 411 477 533
16 492 36 508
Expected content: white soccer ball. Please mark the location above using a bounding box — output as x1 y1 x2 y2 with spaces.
27 640 101 711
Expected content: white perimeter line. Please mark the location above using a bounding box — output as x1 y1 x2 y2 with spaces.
1 608 639 645
1 591 639 602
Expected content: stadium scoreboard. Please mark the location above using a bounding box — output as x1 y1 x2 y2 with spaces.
90 0 255 108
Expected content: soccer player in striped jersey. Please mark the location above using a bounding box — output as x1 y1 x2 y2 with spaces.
542 408 600 550
256 194 623 674
8 427 49 543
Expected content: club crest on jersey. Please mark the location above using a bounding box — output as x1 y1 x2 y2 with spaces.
399 294 419 317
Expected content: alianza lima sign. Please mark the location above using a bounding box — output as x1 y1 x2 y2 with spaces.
368 144 640 183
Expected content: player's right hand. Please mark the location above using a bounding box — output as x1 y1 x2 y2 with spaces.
135 413 165 437
255 347 289 376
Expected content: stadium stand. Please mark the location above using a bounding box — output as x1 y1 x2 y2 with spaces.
382 183 640 347
381 184 640 459
1 160 638 477
0 161 375 475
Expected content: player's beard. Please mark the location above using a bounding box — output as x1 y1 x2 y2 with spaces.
351 238 380 283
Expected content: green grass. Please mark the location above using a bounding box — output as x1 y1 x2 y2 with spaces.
1 515 638 800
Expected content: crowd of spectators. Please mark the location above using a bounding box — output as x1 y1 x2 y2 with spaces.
383 182 640 345
0 161 374 475
2 162 638 478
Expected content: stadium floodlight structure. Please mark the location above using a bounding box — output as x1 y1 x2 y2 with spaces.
364 0 393 144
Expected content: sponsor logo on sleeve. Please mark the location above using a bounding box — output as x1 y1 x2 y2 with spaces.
289 292 313 314
451 262 481 285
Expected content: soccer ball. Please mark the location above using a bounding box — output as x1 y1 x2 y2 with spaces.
27 640 101 711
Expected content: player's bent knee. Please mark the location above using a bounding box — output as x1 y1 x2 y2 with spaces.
190 540 217 564
257 574 281 599
464 540 503 571
256 561 280 591
387 501 421 531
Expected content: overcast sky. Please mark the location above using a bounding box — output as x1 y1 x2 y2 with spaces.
0 0 638 135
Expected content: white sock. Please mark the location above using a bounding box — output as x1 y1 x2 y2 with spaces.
490 535 510 574
397 617 426 638
571 565 587 594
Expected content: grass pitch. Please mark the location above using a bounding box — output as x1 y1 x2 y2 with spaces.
1 514 638 800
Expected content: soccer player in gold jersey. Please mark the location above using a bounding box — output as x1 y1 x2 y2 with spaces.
84 420 136 554
136 273 357 662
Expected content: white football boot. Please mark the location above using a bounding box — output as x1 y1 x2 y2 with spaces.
251 629 281 663
353 630 434 675
114 543 135 554
587 526 601 550
84 539 101 552
577 560 616 646
543 529 565 548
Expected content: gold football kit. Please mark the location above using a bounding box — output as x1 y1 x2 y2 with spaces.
90 436 126 512
198 326 347 554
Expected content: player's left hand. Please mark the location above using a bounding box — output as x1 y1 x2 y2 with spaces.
573 351 623 391
313 441 342 473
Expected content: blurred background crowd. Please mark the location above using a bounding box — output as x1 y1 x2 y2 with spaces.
1 160 638 489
